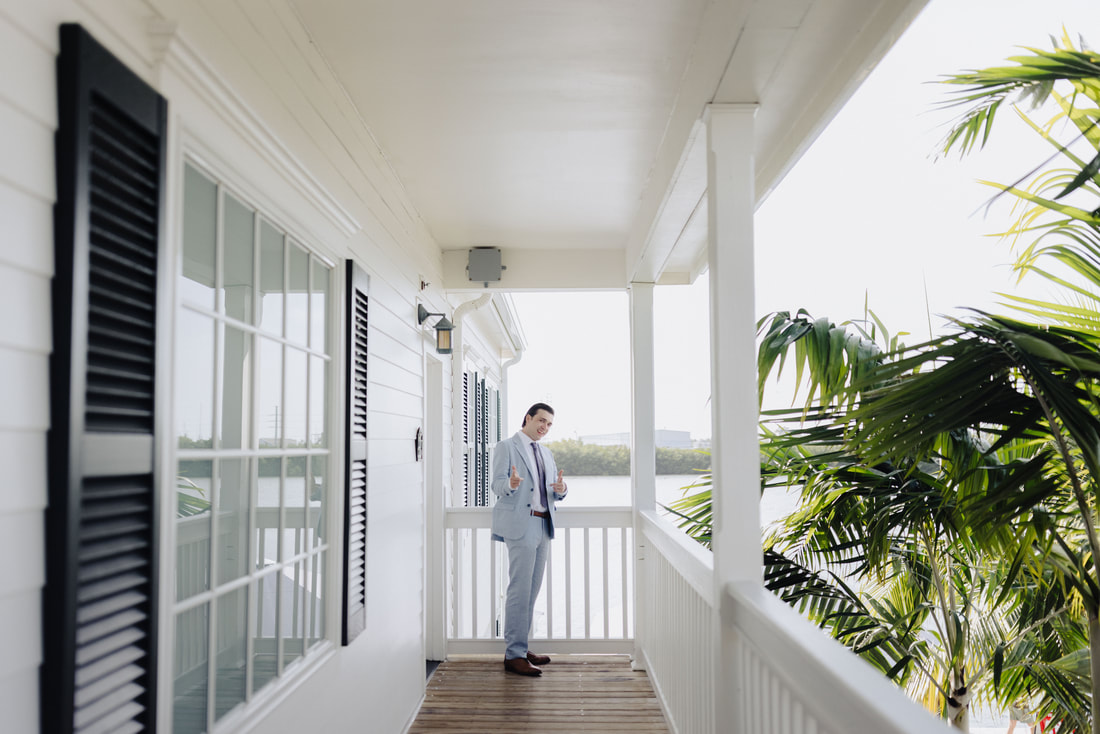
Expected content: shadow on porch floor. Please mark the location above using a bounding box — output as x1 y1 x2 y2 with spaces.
409 654 670 733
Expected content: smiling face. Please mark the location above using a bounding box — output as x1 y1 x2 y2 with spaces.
521 409 554 442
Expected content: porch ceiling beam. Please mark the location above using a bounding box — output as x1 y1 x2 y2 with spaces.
626 0 929 286
625 0 753 285
441 248 627 291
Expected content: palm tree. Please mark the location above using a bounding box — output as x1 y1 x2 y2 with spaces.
670 311 1080 728
668 33 1100 732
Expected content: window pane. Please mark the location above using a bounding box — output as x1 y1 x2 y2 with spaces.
286 241 309 345
181 165 216 309
256 457 282 568
220 325 252 450
286 453 310 559
310 259 328 352
173 602 209 734
217 458 251 585
223 193 255 324
259 220 284 336
308 455 326 549
176 459 212 601
259 337 283 448
253 573 279 694
176 310 214 448
309 550 326 646
309 355 327 449
214 586 248 721
285 347 307 447
283 560 306 669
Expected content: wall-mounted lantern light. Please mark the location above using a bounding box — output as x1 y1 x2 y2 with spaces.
417 304 454 354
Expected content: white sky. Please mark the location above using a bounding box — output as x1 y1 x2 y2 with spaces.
507 0 1100 442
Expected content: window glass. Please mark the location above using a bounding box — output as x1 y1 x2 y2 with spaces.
309 355 327 448
259 338 283 448
217 458 250 585
175 165 332 725
176 310 214 449
257 456 282 566
181 165 216 308
176 459 212 601
214 586 248 721
283 560 307 669
285 347 307 448
221 325 252 450
223 193 255 324
259 220 284 336
252 572 279 694
310 258 327 352
307 455 326 549
286 241 309 345
309 550 326 646
172 602 209 734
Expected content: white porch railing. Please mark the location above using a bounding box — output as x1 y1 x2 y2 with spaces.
636 509 948 734
444 507 634 653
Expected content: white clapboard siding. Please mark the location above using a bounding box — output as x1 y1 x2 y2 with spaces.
0 9 56 734
0 99 53 200
0 14 56 127
0 349 49 430
0 185 53 275
0 266 51 351
0 1 517 733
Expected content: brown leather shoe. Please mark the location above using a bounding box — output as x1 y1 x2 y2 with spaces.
526 651 551 666
504 657 542 676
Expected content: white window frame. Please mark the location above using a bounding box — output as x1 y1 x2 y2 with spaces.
159 145 345 733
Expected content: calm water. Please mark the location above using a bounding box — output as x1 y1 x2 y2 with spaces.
563 473 800 528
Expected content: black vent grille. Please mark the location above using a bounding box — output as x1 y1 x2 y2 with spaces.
85 94 158 433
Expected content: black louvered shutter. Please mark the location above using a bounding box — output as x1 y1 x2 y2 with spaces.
477 376 488 506
461 371 469 506
46 23 166 734
343 260 370 644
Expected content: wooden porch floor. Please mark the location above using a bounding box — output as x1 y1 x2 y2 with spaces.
409 654 670 733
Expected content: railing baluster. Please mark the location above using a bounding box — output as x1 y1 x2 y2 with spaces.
490 531 498 639
544 543 553 640
583 527 590 640
602 529 609 639
564 528 572 639
449 529 458 637
620 527 628 638
471 529 478 638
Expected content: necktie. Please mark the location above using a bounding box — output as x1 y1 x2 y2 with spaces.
531 442 548 510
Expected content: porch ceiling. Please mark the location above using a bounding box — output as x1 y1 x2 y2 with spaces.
290 0 927 289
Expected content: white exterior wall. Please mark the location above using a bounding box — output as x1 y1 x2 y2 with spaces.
0 0 504 731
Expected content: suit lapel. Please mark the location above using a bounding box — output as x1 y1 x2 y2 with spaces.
515 433 539 486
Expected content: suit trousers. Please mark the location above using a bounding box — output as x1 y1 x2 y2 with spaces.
503 513 551 660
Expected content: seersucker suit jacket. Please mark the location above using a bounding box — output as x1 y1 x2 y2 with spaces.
490 431 567 540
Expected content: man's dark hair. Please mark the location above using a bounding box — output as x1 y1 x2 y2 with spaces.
522 402 554 426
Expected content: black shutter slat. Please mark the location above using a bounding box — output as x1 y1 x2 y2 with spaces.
343 261 369 644
75 647 145 689
74 663 143 708
47 24 163 734
77 607 147 647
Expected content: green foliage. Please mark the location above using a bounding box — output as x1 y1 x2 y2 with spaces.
667 31 1100 733
541 438 710 476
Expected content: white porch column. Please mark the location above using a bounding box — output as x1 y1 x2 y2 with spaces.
629 281 656 668
706 103 761 732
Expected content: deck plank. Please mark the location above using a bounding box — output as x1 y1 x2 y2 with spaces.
408 654 670 733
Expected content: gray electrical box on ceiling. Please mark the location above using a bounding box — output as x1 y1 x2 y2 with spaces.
467 247 505 287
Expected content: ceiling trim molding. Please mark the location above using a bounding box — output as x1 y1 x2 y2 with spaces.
147 18 362 238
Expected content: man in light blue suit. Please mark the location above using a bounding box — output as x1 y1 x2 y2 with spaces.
491 402 568 676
